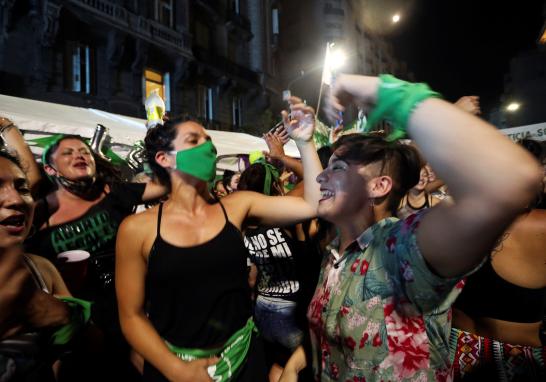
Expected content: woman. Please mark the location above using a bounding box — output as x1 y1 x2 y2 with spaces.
0 149 83 381
451 142 546 381
1 120 167 380
239 159 320 382
116 98 322 381
398 164 441 219
279 74 541 381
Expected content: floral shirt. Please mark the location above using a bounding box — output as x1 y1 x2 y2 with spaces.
307 213 467 381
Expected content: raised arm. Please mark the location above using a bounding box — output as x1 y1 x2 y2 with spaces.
264 126 304 179
328 75 542 278
0 117 42 195
229 97 322 227
116 215 215 381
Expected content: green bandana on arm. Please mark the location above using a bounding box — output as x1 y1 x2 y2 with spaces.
51 296 92 345
365 74 441 141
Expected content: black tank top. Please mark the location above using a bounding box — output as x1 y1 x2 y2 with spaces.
145 201 251 348
454 257 546 323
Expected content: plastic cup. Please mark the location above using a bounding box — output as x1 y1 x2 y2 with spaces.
56 250 90 293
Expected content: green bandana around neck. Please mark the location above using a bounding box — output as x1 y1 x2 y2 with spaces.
174 140 218 182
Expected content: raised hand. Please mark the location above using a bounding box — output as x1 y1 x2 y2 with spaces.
263 132 285 160
325 74 380 123
281 96 315 144
274 124 290 145
455 96 481 115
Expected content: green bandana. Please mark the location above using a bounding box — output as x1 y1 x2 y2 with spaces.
248 151 280 195
51 296 92 345
365 74 441 141
174 140 217 182
166 318 257 382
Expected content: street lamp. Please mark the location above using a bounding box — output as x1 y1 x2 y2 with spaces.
392 14 401 23
506 102 521 112
325 47 347 72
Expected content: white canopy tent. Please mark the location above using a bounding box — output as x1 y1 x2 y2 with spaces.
0 94 300 171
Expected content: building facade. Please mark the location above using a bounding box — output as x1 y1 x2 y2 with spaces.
0 0 283 133
490 7 546 129
277 0 412 121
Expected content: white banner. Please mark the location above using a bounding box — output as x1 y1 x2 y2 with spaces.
499 122 546 142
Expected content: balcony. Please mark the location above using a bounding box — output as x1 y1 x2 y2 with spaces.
193 46 259 86
66 0 192 57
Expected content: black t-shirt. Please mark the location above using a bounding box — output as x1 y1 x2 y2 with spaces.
26 182 145 262
25 182 145 331
244 226 303 301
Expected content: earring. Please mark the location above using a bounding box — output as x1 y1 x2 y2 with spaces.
370 198 375 207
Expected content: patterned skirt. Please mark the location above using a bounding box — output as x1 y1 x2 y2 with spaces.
449 327 546 381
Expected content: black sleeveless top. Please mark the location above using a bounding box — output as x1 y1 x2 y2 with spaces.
454 257 546 323
146 201 251 348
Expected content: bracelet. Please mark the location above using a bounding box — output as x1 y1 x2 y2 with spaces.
365 75 441 141
0 122 15 136
51 296 92 345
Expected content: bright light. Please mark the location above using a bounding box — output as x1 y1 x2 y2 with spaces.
506 102 521 112
326 48 347 72
392 14 401 23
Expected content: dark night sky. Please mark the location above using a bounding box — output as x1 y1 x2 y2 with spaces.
388 0 545 115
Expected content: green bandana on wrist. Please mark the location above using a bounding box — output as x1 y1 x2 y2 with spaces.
173 140 218 182
365 74 441 141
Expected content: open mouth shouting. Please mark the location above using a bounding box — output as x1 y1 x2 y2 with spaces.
320 188 335 202
0 214 27 235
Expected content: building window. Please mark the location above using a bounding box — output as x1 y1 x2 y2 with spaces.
232 96 242 127
230 0 240 14
271 8 279 35
155 0 173 28
64 42 95 94
143 69 171 111
198 85 215 121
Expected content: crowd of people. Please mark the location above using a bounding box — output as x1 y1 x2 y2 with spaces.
0 74 544 382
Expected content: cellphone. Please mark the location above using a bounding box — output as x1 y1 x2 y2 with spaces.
282 90 291 101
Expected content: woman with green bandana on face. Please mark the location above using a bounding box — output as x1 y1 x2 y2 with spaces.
115 96 322 382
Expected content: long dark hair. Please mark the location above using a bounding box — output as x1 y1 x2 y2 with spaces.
332 134 421 215
143 117 189 189
43 135 122 185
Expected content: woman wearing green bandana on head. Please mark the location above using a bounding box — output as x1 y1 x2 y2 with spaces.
1 130 169 381
278 74 542 382
115 96 322 382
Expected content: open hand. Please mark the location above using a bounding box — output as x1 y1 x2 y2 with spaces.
281 96 315 143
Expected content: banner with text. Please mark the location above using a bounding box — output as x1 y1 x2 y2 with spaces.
499 122 546 142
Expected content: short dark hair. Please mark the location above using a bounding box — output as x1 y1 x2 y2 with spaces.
238 163 282 196
42 134 121 185
0 149 24 172
332 134 421 215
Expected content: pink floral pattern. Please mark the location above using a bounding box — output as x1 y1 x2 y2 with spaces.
307 213 466 381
